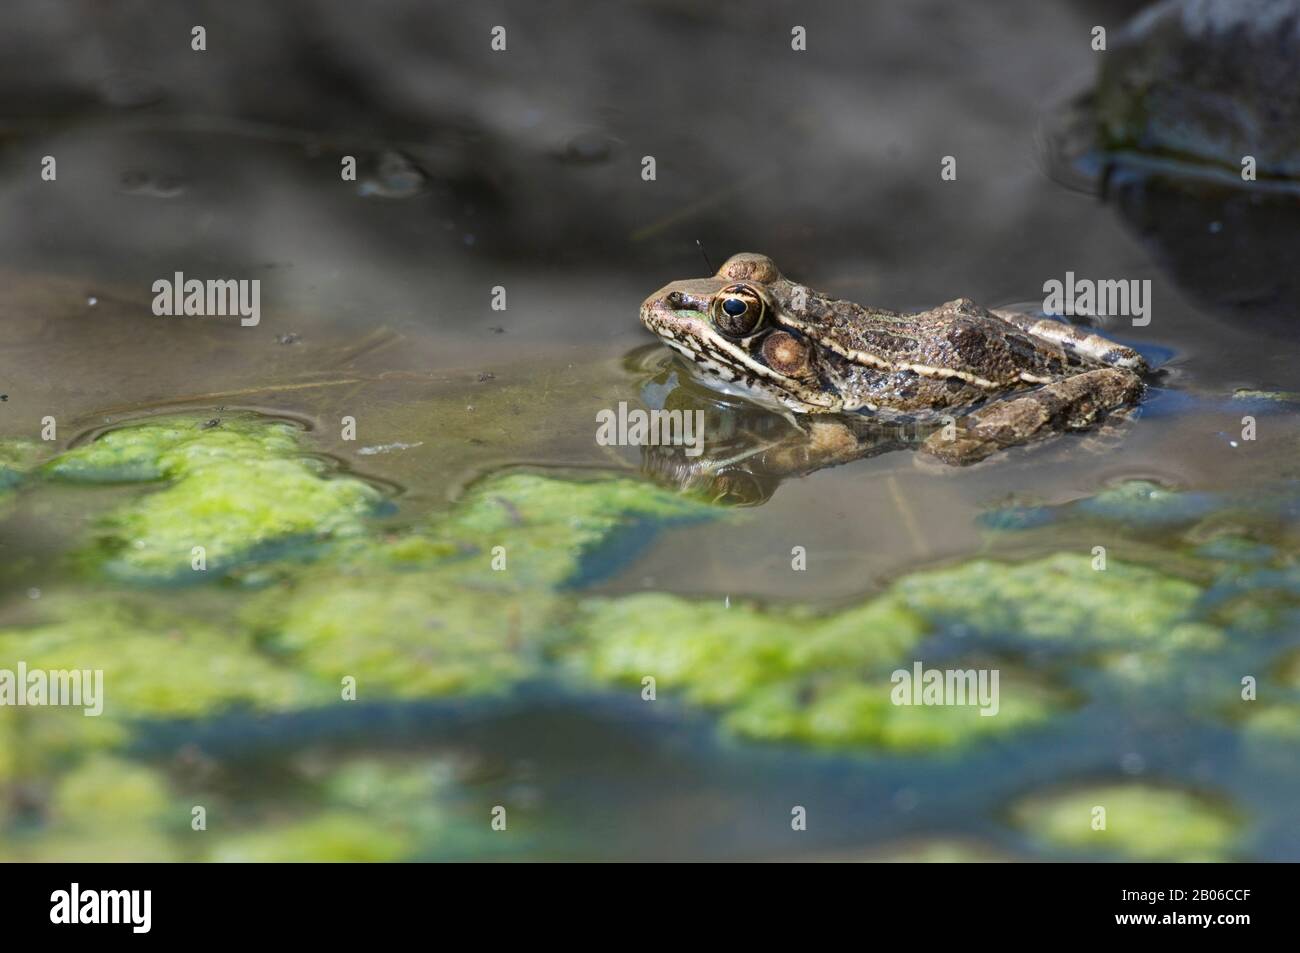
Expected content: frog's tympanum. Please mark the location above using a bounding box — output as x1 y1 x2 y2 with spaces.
640 253 1147 465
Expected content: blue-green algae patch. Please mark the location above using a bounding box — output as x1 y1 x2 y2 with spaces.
568 592 926 707
0 438 40 484
1242 651 1300 740
0 438 41 513
241 471 718 698
564 592 1066 750
1 755 180 862
249 570 548 698
0 596 324 719
1011 783 1242 861
893 553 1221 648
1 747 493 862
2 408 1281 857
48 414 383 581
430 471 718 590
209 811 409 862
209 757 472 862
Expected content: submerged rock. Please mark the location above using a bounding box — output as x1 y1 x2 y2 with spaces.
1096 0 1300 178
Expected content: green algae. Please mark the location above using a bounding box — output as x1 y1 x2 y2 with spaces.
3 746 478 863
0 597 321 719
242 471 716 698
251 570 547 697
209 757 482 862
568 592 924 707
557 549 1236 749
1244 704 1300 740
1011 783 1241 861
852 838 1017 863
2 406 1283 857
893 553 1221 648
48 414 382 581
51 754 171 826
2 755 180 862
723 668 1061 750
0 438 40 485
1243 651 1300 739
0 438 40 515
431 471 716 589
209 812 409 862
565 592 1066 749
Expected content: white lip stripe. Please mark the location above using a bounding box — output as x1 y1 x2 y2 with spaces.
656 319 839 409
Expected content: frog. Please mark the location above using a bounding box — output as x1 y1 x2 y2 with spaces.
639 253 1148 465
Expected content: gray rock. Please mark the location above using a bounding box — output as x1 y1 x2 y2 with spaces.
1096 0 1300 177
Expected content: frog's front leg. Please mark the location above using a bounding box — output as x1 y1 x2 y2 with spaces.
920 368 1144 466
991 308 1148 373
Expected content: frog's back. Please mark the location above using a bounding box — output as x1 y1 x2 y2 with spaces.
796 295 1091 388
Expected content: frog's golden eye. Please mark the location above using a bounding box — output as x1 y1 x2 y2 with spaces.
710 283 768 337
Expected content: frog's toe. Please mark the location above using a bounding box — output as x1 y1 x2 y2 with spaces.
920 368 1144 465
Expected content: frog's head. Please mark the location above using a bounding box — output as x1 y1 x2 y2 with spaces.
639 253 840 412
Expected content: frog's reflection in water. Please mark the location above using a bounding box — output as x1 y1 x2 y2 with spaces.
630 348 936 506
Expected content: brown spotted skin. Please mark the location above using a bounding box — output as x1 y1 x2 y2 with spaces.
640 252 1147 419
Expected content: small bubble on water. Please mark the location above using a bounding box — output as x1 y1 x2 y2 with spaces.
27 587 41 600
86 296 98 307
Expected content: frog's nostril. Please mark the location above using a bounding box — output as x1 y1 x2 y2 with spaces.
666 292 685 308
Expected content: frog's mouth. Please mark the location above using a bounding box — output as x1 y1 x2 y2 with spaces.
639 286 841 413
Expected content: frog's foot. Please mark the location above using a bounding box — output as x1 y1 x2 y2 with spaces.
991 308 1148 373
1074 402 1140 456
920 368 1144 466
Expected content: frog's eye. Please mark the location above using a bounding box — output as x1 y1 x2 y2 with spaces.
710 283 767 337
